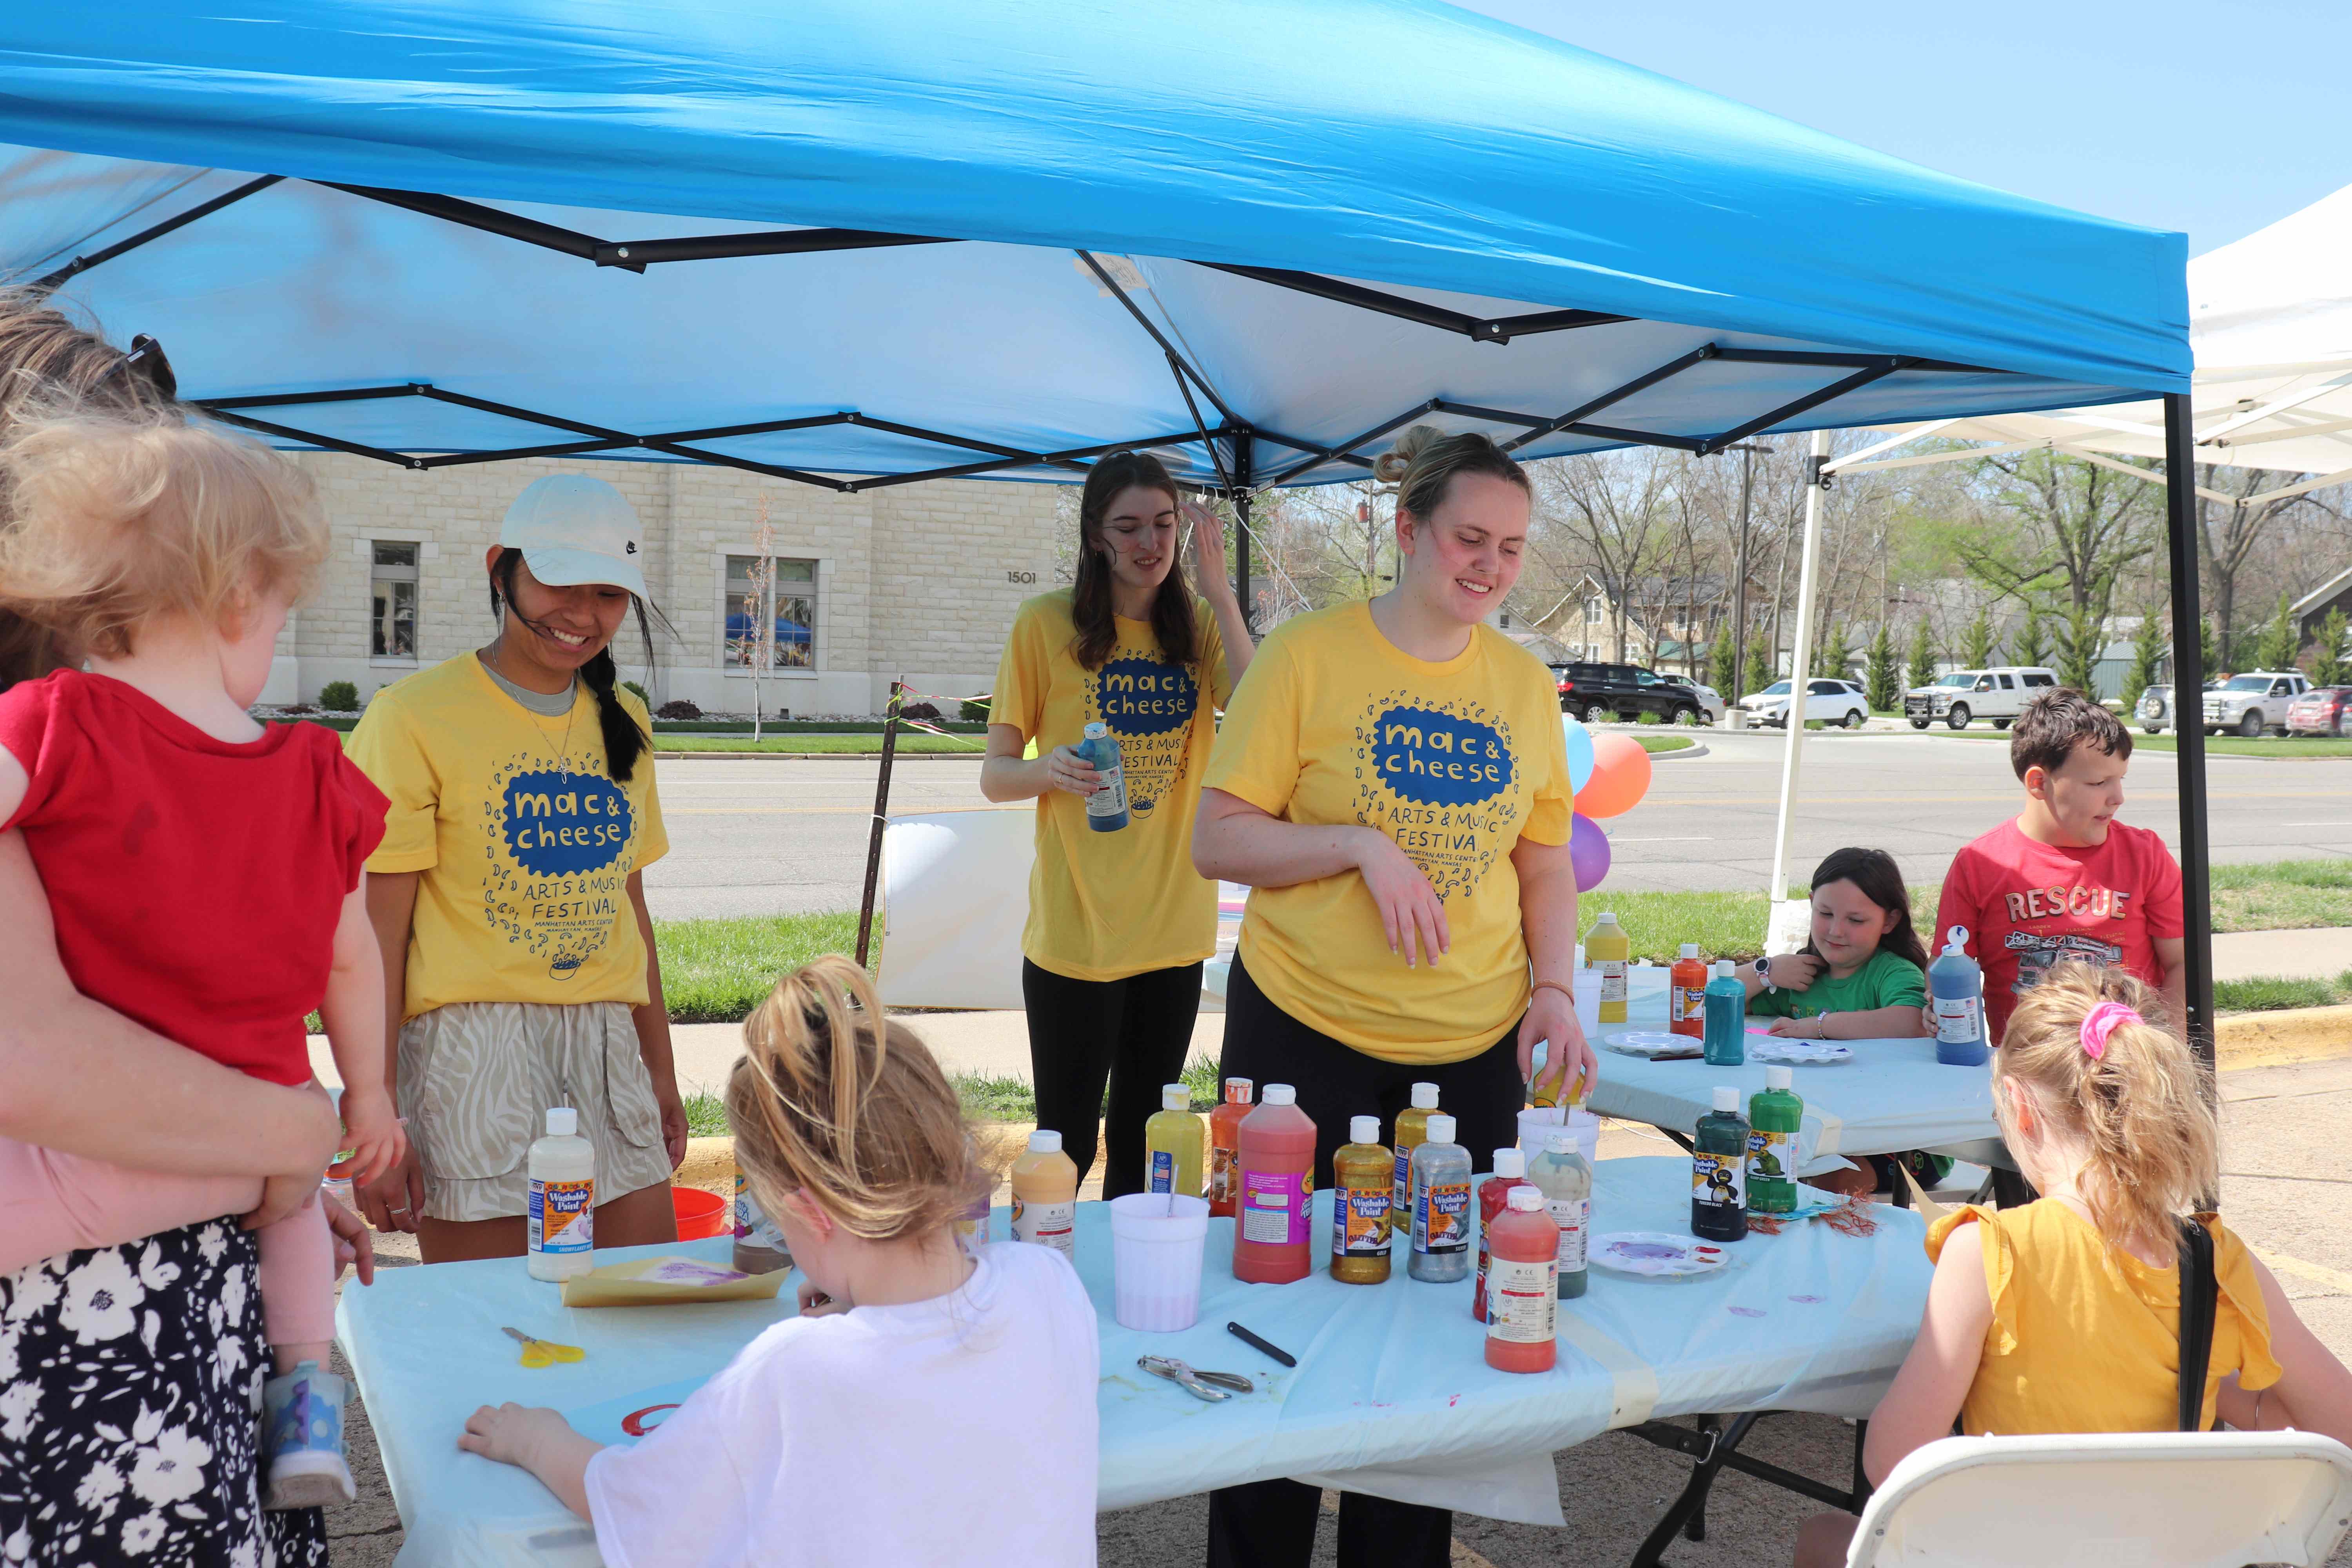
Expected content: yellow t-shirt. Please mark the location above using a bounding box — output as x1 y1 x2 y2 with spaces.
1202 602 1573 1063
347 653 669 1020
989 591 1232 982
1927 1202 2280 1435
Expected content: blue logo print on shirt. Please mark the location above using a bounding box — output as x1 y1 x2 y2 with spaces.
1370 705 1513 806
502 770 635 876
1095 657 1198 737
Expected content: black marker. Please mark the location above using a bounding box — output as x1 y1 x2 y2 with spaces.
1226 1321 1295 1367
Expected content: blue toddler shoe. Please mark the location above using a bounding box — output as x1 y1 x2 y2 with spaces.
261 1359 356 1510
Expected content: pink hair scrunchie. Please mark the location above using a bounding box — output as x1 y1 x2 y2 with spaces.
2079 1000 2140 1060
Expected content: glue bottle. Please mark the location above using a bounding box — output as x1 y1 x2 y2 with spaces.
1076 721 1129 832
1928 926 1992 1066
1587 912 1631 1024
1527 1129 1592 1299
1746 1065 1803 1216
526 1106 596 1282
1691 1087 1749 1244
1207 1078 1254 1218
1669 943 1708 1039
1330 1116 1393 1285
1010 1130 1078 1261
1474 1147 1534 1321
1144 1083 1205 1197
1484 1187 1559 1374
1703 959 1746 1066
1392 1082 1439 1247
1407 1113 1472 1283
1233 1085 1316 1284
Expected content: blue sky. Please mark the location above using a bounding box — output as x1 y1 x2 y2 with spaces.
1457 1 2351 256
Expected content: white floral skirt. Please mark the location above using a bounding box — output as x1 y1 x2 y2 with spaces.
0 1218 328 1566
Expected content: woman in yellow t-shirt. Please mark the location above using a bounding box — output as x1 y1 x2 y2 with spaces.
348 475 686 1263
1794 962 2352 1568
1192 427 1595 1568
981 452 1253 1198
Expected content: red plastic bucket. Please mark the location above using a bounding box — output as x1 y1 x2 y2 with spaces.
671 1186 730 1241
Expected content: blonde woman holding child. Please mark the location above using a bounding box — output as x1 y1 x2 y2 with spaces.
0 412 397 1558
1795 962 2352 1567
460 956 1102 1566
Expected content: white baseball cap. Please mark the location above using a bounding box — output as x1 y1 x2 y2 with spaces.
499 474 648 599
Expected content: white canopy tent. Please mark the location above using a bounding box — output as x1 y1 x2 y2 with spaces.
1760 183 2352 918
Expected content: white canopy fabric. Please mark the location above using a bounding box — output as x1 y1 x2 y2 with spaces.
1830 181 2352 502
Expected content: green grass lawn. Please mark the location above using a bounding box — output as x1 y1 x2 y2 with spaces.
2212 971 2352 1013
2209 859 2352 930
1910 726 2352 760
655 910 866 1022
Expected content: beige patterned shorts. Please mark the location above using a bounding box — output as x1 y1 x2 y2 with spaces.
397 1000 674 1223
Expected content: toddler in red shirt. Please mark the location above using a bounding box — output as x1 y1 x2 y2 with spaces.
1935 688 2186 1043
0 413 400 1509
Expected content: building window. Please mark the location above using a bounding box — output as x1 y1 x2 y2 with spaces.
1586 596 1604 626
371 541 418 659
724 555 816 669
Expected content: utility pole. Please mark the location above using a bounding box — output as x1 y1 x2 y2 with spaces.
1725 441 1763 701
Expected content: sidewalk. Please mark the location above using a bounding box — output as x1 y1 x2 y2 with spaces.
2214 927 2352 982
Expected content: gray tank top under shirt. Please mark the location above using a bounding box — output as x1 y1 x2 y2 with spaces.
479 654 577 718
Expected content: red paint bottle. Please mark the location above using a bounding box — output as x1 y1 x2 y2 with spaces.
1473 1147 1535 1322
1484 1187 1559 1374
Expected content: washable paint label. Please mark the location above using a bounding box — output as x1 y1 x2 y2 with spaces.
1241 1171 1311 1247
1085 760 1128 818
1746 1129 1795 1187
1414 1179 1471 1255
733 1174 786 1250
1209 1147 1236 1207
1933 995 1983 1045
1486 1255 1558 1344
1011 1195 1075 1259
1692 1152 1746 1212
1547 1197 1590 1274
529 1176 595 1257
1392 1147 1412 1221
1671 984 1705 1025
1332 1184 1391 1257
1598 960 1628 1006
1149 1151 1176 1194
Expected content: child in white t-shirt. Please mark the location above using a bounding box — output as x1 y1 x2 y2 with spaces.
457 956 1102 1566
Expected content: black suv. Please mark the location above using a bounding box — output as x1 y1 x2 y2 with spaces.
1551 662 1708 724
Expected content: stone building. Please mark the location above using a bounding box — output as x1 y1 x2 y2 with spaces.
270 454 1063 715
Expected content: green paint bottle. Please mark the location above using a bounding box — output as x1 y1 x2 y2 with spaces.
1746 1065 1803 1216
1690 1087 1748 1243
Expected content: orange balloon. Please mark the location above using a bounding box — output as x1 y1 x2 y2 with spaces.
1575 734 1653 819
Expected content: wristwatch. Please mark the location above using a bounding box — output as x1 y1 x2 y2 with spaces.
1754 955 1775 994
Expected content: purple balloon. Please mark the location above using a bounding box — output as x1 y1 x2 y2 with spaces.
1569 813 1611 893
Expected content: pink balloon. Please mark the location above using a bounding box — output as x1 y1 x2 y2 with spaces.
1577 733 1653 819
1568 813 1612 893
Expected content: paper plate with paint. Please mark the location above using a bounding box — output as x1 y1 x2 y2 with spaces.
1603 1031 1704 1060
1748 1040 1855 1066
1592 1232 1731 1277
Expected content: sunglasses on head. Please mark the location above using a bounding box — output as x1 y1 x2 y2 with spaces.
113 334 177 400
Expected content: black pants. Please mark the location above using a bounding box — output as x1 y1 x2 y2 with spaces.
1206 953 1525 1568
1022 958 1203 1199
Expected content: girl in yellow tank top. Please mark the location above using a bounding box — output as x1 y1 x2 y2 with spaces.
1795 962 2352 1568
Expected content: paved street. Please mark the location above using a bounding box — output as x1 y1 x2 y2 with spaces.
640 730 2352 920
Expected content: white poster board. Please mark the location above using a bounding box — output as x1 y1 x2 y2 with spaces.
876 808 1036 1009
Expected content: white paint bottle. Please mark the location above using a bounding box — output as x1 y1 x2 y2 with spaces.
526 1106 597 1282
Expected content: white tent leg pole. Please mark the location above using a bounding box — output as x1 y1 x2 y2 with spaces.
1768 429 1833 902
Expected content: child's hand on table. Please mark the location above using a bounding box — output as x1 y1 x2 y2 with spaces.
336 1084 408 1186
459 1403 603 1519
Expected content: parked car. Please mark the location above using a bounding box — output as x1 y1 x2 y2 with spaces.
2136 682 2181 734
1656 671 1727 725
1740 677 1872 729
2286 686 2352 737
1551 661 1716 725
1902 666 2060 730
2203 671 2311 737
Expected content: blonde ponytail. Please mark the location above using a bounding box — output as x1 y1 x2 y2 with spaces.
1996 963 2216 1249
1372 424 1529 522
724 955 986 1241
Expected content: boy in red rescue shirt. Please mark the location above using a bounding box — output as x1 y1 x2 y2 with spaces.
1936 688 2186 1042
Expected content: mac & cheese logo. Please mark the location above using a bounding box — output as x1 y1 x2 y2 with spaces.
1370 705 1512 806
501 770 634 876
1095 657 1197 737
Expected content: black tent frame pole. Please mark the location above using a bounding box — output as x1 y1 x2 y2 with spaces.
2162 392 2216 1071
855 679 903 969
1231 432 1255 638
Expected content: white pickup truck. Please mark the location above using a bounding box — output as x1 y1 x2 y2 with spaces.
2202 671 2312 737
1903 666 2061 730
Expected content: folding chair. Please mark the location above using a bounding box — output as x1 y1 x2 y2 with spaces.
1846 1431 2352 1568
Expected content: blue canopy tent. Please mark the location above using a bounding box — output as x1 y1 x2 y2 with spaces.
0 1 2211 1033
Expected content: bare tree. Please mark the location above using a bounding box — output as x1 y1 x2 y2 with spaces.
1956 450 2158 618
1532 450 1679 661
2191 463 2341 667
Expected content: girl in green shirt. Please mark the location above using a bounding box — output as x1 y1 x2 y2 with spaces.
1743 847 1933 1040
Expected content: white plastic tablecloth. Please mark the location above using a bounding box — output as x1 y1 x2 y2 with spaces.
339 1156 1929 1566
1575 968 1998 1162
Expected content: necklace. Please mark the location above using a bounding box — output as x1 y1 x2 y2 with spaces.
485 638 579 779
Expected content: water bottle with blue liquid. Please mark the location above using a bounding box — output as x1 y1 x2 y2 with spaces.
1928 926 1991 1066
1076 720 1128 832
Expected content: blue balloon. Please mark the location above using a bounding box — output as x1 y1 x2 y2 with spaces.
1561 714 1597 797
1568 813 1612 893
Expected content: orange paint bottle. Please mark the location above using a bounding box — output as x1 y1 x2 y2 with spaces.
1207 1078 1254 1218
1669 942 1708 1039
1232 1084 1316 1285
1483 1186 1559 1373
